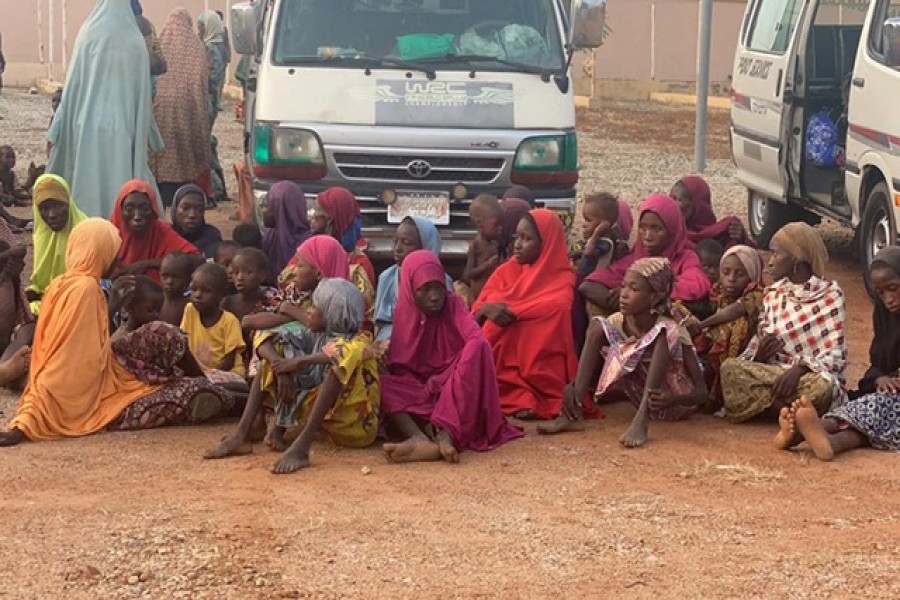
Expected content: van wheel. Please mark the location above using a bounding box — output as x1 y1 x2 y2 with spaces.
859 181 896 298
748 191 804 249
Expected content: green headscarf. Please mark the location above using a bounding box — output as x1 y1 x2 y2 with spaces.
29 174 88 299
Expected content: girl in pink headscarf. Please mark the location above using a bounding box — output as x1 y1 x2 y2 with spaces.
381 251 522 463
671 175 753 248
581 194 711 314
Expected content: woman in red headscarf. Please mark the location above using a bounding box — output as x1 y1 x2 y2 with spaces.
581 194 712 314
311 186 376 318
380 250 523 463
111 179 200 280
671 175 753 248
472 209 577 420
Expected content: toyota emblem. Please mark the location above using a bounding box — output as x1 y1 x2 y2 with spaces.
406 159 432 179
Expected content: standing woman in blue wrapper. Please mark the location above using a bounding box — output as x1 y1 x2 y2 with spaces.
48 0 163 218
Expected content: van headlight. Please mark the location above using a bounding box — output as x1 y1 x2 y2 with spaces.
513 133 577 171
254 125 324 165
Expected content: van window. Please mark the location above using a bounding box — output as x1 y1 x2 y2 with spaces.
869 0 900 67
746 0 803 54
271 0 565 72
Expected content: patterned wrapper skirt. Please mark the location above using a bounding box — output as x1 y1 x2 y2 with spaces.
826 393 900 451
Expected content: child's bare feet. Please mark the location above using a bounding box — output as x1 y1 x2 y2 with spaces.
513 410 535 421
271 449 310 474
435 429 459 464
265 425 287 452
620 406 650 448
773 405 803 450
203 435 253 459
537 415 586 435
793 396 835 461
383 436 442 463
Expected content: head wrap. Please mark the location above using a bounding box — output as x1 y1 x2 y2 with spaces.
627 257 674 312
198 10 224 45
316 187 362 252
770 222 828 278
29 174 88 295
678 175 717 230
170 184 222 258
262 181 311 274
721 244 763 285
296 235 350 280
312 278 364 335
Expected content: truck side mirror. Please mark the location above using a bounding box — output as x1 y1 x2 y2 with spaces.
231 2 259 56
570 0 608 50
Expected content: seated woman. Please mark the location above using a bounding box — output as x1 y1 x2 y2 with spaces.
581 194 711 316
720 222 846 423
26 174 86 312
541 258 707 447
671 175 753 248
310 186 376 308
111 180 201 281
374 216 451 343
261 181 311 275
472 209 576 420
775 247 900 460
676 244 765 412
381 251 523 463
206 279 380 475
170 184 222 259
0 219 230 446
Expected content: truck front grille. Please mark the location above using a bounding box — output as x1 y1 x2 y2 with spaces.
333 153 504 184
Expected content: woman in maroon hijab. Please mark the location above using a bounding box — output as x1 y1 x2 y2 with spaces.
671 175 754 248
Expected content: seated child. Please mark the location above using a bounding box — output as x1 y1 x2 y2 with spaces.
0 146 33 207
0 234 31 354
683 238 725 320
112 275 163 342
460 194 502 305
181 263 248 390
204 279 380 475
232 223 263 249
539 257 707 448
159 252 193 326
675 245 764 413
222 248 283 369
214 240 241 293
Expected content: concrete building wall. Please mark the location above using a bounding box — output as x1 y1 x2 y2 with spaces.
3 0 749 99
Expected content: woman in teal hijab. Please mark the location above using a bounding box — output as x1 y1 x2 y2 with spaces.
47 0 162 218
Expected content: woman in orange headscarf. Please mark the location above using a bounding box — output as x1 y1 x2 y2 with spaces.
111 179 200 280
472 209 577 420
0 219 229 446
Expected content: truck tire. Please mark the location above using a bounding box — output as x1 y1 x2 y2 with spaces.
747 191 808 249
859 181 896 298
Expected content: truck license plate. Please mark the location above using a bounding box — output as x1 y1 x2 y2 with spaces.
387 192 450 225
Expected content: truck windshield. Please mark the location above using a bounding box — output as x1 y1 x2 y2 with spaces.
271 0 566 73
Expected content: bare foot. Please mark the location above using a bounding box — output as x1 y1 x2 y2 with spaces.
619 416 649 448
383 436 441 463
0 428 25 447
793 396 835 461
265 426 287 452
773 406 803 450
436 429 459 464
537 415 586 435
203 435 253 459
0 346 30 386
513 410 536 421
190 392 222 423
271 449 310 474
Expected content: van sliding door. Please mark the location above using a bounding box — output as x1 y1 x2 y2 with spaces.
731 0 808 201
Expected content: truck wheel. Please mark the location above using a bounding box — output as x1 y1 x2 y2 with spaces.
748 191 802 249
859 181 896 298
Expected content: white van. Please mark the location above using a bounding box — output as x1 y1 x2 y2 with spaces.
731 0 900 290
230 0 607 259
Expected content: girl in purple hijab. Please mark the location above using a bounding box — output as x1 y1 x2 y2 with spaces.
262 181 311 274
381 250 523 464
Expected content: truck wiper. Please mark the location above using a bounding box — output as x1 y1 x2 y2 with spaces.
334 55 437 80
421 54 557 81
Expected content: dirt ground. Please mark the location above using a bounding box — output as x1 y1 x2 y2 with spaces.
0 96 897 599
